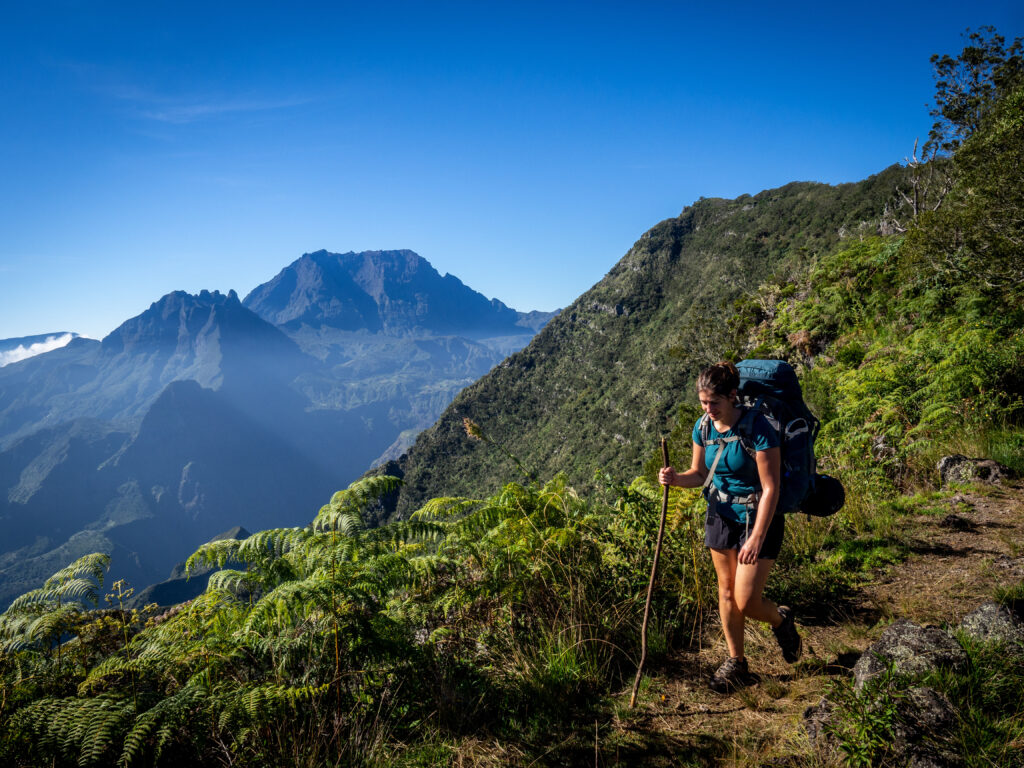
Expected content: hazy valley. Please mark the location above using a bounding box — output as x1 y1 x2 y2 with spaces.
0 250 556 607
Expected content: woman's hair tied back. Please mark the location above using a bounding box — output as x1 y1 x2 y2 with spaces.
697 360 740 396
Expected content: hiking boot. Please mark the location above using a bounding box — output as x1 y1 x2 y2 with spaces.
773 605 802 663
708 656 750 693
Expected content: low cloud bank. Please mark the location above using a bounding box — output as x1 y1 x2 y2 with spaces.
0 334 77 367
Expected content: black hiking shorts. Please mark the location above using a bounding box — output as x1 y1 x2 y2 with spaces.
704 504 785 560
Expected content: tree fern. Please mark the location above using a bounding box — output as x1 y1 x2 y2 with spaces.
118 684 205 766
43 553 111 595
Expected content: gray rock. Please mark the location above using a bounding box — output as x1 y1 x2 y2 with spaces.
937 454 1012 486
853 619 968 689
897 687 960 768
804 686 959 767
802 697 834 745
959 602 1024 646
897 684 957 738
872 434 897 461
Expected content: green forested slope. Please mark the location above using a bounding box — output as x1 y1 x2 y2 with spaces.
388 168 908 517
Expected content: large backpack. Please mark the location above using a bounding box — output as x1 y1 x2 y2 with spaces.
699 359 843 517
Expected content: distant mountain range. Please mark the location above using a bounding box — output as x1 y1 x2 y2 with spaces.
0 250 556 608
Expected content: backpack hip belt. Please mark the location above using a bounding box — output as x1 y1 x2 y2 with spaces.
705 487 761 508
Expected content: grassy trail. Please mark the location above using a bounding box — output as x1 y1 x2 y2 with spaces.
574 482 1024 767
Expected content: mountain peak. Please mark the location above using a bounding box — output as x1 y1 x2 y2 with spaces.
244 249 522 337
146 288 240 314
100 288 291 359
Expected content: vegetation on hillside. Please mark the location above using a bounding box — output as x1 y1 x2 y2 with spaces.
0 472 716 766
1 29 1022 767
388 167 909 518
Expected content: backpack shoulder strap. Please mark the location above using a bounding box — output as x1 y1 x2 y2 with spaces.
699 412 744 492
733 404 759 459
698 413 711 445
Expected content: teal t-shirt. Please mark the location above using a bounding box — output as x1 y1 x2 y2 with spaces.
692 411 779 523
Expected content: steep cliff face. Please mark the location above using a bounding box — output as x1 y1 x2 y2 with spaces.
0 290 307 448
0 299 356 609
381 167 909 518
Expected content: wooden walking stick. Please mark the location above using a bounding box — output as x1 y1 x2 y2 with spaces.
629 437 671 708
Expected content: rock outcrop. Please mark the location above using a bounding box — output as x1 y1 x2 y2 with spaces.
804 608 1024 767
937 454 1013 486
851 619 968 689
959 601 1024 646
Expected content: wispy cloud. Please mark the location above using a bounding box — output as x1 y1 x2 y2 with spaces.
61 60 315 125
0 334 76 367
137 96 314 124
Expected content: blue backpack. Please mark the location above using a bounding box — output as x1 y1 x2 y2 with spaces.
699 359 843 516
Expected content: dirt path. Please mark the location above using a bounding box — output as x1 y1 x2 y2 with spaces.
604 482 1024 767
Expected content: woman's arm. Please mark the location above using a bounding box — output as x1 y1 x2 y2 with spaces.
658 442 708 489
737 446 781 565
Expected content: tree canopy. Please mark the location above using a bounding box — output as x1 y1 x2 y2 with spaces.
926 26 1023 155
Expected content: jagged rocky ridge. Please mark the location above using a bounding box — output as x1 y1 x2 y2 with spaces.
243 249 548 337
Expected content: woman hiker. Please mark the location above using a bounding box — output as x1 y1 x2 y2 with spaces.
659 361 801 692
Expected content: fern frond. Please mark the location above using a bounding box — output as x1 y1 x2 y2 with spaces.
449 500 520 540
206 569 252 596
184 538 242 574
0 611 37 650
336 475 402 508
25 604 82 646
404 553 455 586
81 654 145 694
55 576 104 606
43 553 111 592
6 586 55 612
237 527 311 563
5 555 110 615
411 496 481 520
313 476 402 533
15 693 132 766
119 685 204 767
214 681 329 733
241 576 329 634
80 695 134 766
350 552 417 597
366 518 447 547
314 506 364 536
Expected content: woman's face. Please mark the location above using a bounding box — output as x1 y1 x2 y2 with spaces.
698 389 736 421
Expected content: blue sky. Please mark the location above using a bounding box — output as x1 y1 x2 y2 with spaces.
1 1 1020 340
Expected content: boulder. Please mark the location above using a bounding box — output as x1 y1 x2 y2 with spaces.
852 619 968 689
959 602 1024 646
937 454 1012 486
803 686 958 767
895 687 960 768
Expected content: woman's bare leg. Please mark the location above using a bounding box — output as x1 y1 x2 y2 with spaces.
734 558 783 627
709 548 745 658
